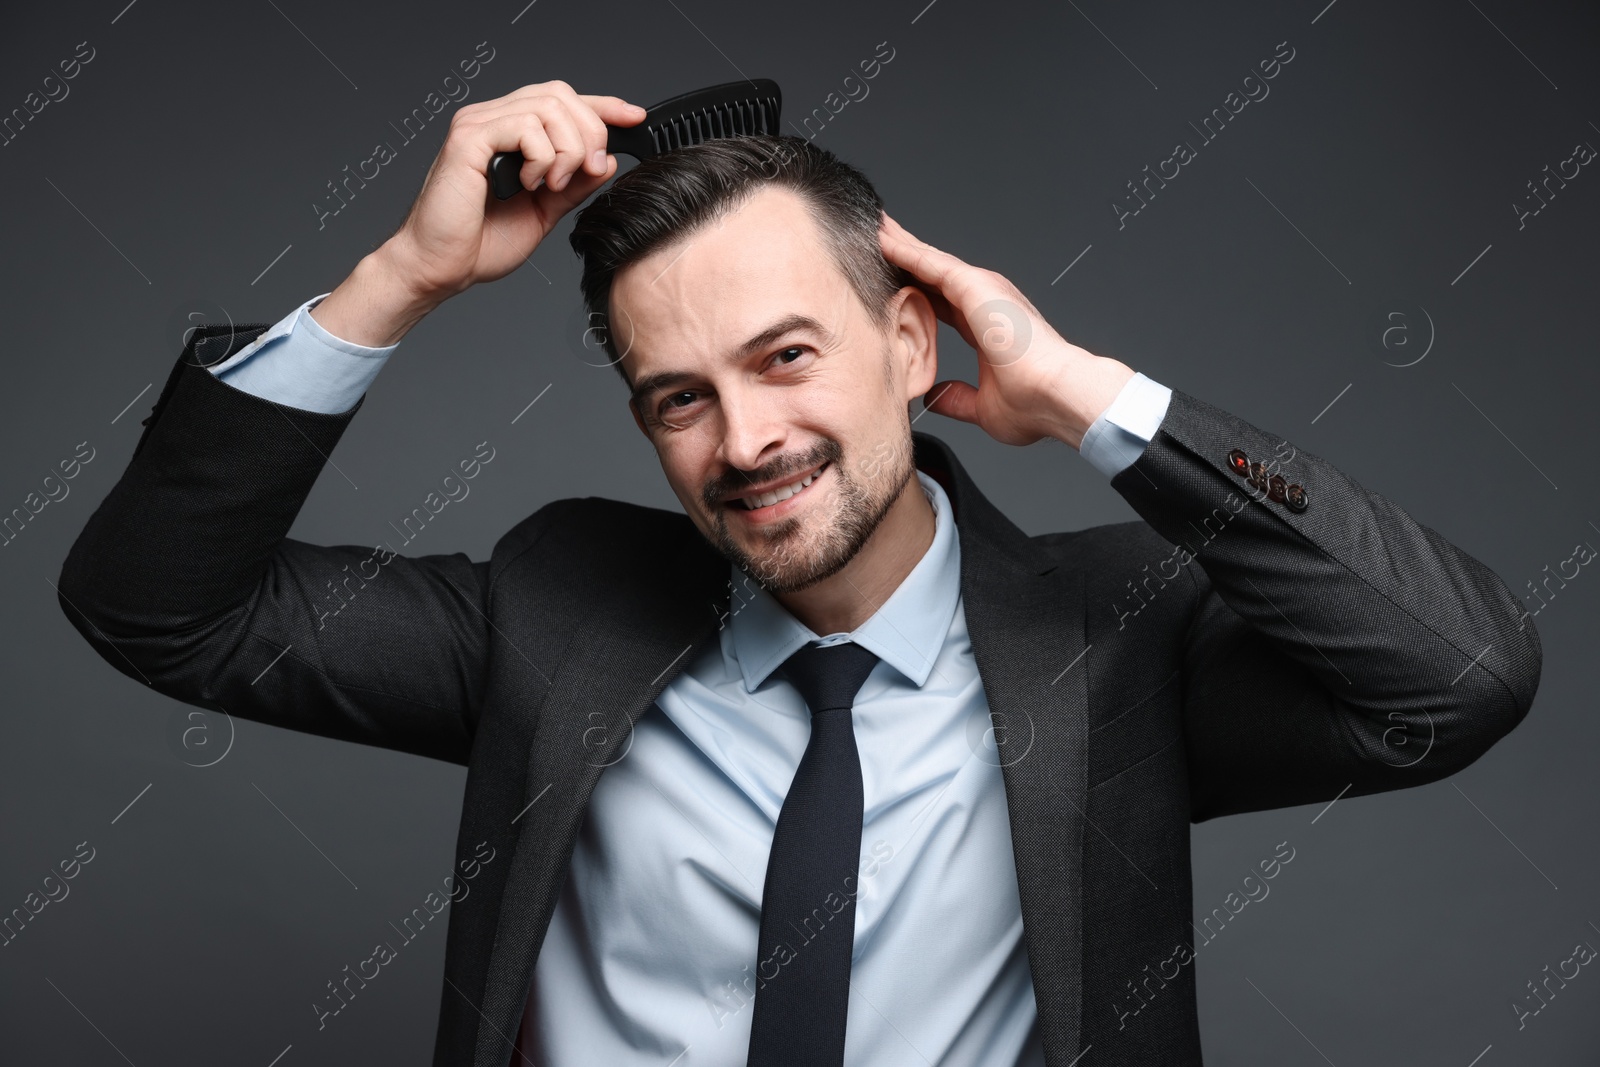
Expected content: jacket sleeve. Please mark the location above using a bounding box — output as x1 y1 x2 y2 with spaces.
1108 387 1543 822
56 324 497 766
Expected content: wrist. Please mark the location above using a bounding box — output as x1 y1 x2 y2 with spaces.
311 245 446 348
1040 355 1137 450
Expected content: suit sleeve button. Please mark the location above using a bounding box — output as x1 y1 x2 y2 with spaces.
1227 448 1249 474
1285 483 1308 511
1267 474 1288 502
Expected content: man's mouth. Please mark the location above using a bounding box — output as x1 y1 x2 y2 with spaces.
731 461 830 512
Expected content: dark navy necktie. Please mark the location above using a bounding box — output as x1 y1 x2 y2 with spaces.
746 640 881 1067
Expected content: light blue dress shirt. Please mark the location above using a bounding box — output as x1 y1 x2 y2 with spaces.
208 294 1173 1065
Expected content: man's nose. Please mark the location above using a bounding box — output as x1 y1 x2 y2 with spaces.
718 386 786 475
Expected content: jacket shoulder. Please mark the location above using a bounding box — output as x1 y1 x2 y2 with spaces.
489 495 701 582
1031 519 1179 574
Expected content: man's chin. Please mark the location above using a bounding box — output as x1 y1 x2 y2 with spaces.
731 546 827 595
751 552 849 595
717 531 849 597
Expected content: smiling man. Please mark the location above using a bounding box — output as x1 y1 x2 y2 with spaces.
605 178 943 631
59 82 1541 1067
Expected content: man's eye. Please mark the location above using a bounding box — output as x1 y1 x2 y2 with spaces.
662 392 697 412
655 349 808 419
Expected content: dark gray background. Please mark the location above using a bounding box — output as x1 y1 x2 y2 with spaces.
3 0 1596 1063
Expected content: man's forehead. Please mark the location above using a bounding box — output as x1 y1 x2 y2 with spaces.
615 189 828 313
613 197 855 376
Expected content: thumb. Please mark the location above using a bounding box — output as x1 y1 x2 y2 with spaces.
923 380 978 424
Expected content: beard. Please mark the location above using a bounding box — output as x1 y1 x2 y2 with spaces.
704 429 916 597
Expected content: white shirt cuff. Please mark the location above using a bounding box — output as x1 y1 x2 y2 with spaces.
1078 372 1173 478
206 292 397 414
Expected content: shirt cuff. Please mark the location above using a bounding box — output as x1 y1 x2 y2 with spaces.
206 292 397 414
1077 372 1173 479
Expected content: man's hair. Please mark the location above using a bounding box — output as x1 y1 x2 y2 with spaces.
567 134 906 389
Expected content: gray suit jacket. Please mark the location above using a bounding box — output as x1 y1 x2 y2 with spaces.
58 324 1542 1065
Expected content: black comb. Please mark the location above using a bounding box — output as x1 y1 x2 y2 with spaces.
488 78 783 201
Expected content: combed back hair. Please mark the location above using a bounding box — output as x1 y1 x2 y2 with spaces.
567 134 907 388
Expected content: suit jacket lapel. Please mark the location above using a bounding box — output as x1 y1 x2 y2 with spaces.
921 432 1089 1065
473 431 1088 1067
471 532 726 1066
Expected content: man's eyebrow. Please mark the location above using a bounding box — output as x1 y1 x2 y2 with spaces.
628 313 833 408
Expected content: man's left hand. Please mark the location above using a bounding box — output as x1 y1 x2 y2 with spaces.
878 212 1137 450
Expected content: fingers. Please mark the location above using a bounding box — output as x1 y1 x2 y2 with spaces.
915 283 977 349
466 81 646 129
464 99 584 193
484 81 646 130
530 151 617 227
878 212 961 290
880 211 1031 356
462 82 646 190
507 120 558 193
578 93 650 127
526 97 589 191
543 87 639 179
879 212 996 326
562 91 646 179
880 217 958 318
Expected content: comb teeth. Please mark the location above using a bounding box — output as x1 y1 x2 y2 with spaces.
648 95 782 154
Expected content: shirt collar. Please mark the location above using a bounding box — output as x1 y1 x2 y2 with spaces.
730 469 960 693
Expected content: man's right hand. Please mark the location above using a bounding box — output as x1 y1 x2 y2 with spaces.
312 82 647 348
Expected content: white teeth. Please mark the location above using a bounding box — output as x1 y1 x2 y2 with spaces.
742 464 824 510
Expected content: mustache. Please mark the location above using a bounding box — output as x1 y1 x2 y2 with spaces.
703 439 842 508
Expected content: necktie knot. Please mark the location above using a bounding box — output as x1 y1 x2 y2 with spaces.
780 641 880 717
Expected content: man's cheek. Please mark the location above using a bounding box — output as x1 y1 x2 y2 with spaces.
809 474 846 512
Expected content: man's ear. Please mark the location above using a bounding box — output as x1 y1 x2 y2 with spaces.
892 285 939 403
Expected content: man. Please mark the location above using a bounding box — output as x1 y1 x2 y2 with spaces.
58 81 1541 1066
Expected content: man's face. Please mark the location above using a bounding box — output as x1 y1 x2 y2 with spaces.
613 185 935 595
